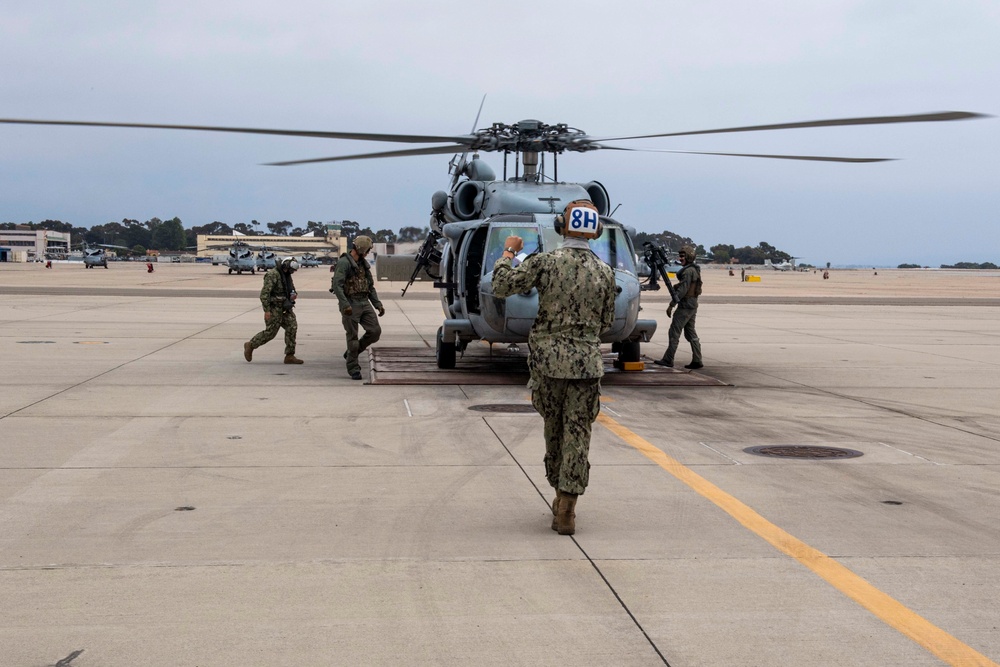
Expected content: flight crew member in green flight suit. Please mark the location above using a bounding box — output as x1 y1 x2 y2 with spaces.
655 245 703 369
244 257 303 364
492 200 617 535
331 235 384 380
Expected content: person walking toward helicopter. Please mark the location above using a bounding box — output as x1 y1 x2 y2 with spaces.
244 257 303 364
492 200 616 536
655 245 703 369
331 235 384 380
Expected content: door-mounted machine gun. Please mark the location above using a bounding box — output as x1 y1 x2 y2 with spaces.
401 229 444 296
640 241 680 304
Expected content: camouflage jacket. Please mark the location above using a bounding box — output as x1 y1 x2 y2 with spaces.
493 247 616 381
259 268 294 311
331 253 383 310
673 263 701 310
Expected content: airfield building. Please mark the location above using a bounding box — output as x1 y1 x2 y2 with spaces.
0 227 71 262
195 226 342 259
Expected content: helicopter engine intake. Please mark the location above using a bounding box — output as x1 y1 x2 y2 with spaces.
454 180 485 220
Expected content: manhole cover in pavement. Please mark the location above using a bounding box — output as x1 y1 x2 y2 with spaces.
743 445 864 459
468 404 537 414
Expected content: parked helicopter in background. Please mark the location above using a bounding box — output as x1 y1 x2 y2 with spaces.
0 110 987 368
255 244 290 272
298 248 338 267
299 253 321 268
207 240 258 274
77 242 129 269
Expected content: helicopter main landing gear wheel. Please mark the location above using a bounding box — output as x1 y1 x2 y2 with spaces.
613 340 642 370
436 326 456 369
228 268 233 274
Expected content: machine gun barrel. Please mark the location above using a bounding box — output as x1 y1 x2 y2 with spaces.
401 230 443 297
640 241 679 302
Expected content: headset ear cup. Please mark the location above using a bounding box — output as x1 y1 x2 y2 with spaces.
554 214 564 234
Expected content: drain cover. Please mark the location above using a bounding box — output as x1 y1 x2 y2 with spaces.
468 404 537 414
743 445 864 459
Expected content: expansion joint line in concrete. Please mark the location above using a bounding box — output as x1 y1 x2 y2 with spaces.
597 412 999 667
755 369 1000 446
481 418 672 667
392 301 433 348
0 305 260 421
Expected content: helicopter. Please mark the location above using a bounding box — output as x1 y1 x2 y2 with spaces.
207 239 258 274
298 252 321 268
255 244 292 272
0 110 988 368
76 242 129 269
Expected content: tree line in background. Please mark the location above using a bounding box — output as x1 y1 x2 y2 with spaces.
5 219 993 268
0 218 428 258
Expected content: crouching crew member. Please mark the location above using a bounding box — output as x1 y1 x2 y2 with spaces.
331 235 384 381
492 200 616 535
244 257 303 364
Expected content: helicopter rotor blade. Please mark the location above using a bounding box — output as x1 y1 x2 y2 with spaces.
594 111 989 142
263 144 467 166
596 145 894 163
0 118 476 145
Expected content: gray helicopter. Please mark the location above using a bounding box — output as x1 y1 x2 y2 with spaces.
77 242 128 269
255 244 292 272
207 240 258 274
0 110 987 368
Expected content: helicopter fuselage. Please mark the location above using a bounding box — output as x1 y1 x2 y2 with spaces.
426 173 656 368
82 248 108 269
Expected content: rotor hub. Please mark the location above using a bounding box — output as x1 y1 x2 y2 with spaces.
468 121 592 154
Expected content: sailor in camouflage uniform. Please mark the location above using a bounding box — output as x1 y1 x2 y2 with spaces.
330 235 384 381
244 257 303 364
492 200 616 535
655 245 703 370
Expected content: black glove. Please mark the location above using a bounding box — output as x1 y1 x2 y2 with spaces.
343 305 353 316
377 306 385 317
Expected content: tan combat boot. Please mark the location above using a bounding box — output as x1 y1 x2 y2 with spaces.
551 489 563 531
243 342 253 362
555 492 578 536
283 354 304 365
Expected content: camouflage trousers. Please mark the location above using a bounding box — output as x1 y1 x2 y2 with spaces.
532 376 602 496
249 307 297 356
665 306 701 365
342 302 381 374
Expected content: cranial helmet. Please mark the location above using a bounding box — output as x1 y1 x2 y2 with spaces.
679 245 696 261
353 236 374 253
554 199 603 239
281 257 299 272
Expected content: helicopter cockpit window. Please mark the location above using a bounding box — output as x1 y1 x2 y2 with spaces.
540 225 637 275
483 224 541 272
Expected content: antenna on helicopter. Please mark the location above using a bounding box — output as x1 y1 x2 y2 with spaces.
450 94 488 191
610 203 622 217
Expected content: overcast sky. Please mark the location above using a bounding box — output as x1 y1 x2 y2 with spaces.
1 1 997 266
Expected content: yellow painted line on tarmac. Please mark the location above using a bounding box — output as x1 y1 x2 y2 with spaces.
596 413 999 667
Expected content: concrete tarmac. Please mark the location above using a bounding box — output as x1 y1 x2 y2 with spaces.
1 262 998 666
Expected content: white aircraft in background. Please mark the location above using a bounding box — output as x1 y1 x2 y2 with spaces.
764 258 799 271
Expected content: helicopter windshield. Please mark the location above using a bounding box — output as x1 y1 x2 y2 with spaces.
540 225 637 275
484 223 542 270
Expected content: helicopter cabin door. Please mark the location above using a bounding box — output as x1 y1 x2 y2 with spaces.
478 217 542 338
